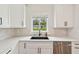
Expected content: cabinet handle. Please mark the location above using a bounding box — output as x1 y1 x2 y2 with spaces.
39 48 41 54
64 21 68 26
75 47 79 49
6 50 11 54
0 17 2 25
75 44 79 45
37 48 41 54
37 48 39 53
24 43 26 48
21 21 24 26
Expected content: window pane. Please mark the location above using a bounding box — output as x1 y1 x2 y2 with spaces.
33 17 39 31
32 16 47 31
40 17 47 31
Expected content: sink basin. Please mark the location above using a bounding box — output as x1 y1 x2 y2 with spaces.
31 37 49 40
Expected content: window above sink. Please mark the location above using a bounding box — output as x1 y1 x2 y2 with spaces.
32 16 48 32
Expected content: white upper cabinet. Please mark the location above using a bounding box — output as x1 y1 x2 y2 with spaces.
0 5 10 28
9 4 26 28
0 4 26 28
54 5 74 28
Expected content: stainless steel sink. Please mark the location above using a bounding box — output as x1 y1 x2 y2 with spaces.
31 37 49 40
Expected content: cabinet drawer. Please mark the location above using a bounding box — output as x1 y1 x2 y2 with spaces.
72 47 79 54
72 41 79 47
19 41 26 47
72 50 79 54
72 42 79 45
72 42 79 54
26 42 53 48
72 46 79 50
18 42 27 54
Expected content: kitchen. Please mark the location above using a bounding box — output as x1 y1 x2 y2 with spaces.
0 4 79 54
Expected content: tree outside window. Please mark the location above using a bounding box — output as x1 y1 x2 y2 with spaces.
32 16 48 31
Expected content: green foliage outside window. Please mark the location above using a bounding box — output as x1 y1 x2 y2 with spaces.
33 16 47 31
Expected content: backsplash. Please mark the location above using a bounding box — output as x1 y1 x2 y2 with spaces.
0 29 15 40
13 28 68 37
0 28 69 40
53 28 68 37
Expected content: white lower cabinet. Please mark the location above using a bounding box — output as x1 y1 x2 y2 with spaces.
26 47 38 54
18 41 27 54
72 41 79 54
3 41 79 54
41 48 53 54
26 42 53 54
18 41 79 54
18 41 53 54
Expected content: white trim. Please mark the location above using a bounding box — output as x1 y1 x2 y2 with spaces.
53 5 56 28
23 4 26 27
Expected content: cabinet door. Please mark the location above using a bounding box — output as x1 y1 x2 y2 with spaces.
72 41 79 54
19 41 53 54
26 42 53 54
63 5 73 28
62 42 71 54
53 41 61 54
26 42 39 54
53 41 71 54
9 4 26 28
40 42 53 54
0 5 9 28
41 48 53 54
18 42 27 54
54 5 64 28
54 5 73 28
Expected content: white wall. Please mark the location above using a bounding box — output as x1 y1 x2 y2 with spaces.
69 5 79 39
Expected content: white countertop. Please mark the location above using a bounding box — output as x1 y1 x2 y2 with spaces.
19 36 79 41
0 36 79 54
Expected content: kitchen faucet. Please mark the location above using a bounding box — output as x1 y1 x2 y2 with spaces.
38 29 47 37
38 25 47 37
39 29 41 36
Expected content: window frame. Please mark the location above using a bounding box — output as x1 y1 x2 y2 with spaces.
31 16 48 32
